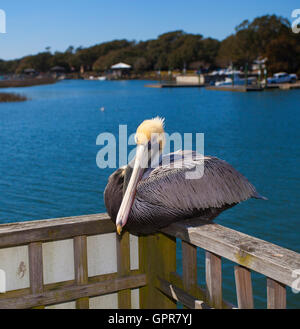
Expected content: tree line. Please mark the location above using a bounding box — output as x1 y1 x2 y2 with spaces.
0 15 299 75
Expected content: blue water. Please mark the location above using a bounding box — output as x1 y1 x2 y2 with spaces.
0 80 299 308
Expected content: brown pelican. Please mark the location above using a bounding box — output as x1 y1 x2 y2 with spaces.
104 117 266 235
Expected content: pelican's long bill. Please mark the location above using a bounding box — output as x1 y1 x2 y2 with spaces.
116 143 148 234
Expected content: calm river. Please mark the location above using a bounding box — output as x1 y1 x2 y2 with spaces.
0 80 299 307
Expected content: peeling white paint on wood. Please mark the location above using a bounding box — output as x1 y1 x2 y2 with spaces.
46 301 76 309
0 269 5 293
0 246 29 291
131 288 140 309
89 293 118 309
87 233 139 274
130 235 139 270
87 233 117 276
43 239 74 284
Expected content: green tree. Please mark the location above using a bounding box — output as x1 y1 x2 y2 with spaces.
217 15 300 73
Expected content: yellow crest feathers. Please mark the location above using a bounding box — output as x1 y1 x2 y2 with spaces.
135 117 165 145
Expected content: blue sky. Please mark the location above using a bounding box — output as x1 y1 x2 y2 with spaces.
0 0 299 60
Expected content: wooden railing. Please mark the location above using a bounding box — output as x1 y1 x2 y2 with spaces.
159 218 300 309
0 213 299 309
0 214 145 309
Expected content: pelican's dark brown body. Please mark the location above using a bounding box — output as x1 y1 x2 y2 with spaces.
104 152 266 235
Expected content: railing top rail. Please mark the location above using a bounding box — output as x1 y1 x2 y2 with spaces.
1 213 299 289
0 213 115 248
161 218 300 288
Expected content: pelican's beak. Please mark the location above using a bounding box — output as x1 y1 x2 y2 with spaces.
117 224 122 235
115 144 147 234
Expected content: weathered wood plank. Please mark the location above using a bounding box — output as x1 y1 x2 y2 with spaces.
116 232 131 309
161 218 300 287
0 213 114 248
169 271 235 309
1 212 299 311
74 236 89 309
0 270 142 301
157 277 211 309
2 213 299 289
206 251 222 308
182 241 197 294
139 233 177 309
234 265 254 309
28 242 44 309
0 273 146 309
267 278 286 309
182 241 197 309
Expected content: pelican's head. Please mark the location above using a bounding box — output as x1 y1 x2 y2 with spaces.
135 117 165 149
116 117 165 235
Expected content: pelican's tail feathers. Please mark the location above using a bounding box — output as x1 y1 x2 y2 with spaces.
253 192 268 200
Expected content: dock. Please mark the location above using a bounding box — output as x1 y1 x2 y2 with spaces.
145 82 205 88
206 82 300 92
206 85 264 92
266 82 300 90
0 213 299 309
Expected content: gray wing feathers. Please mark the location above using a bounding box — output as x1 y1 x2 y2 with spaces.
137 152 260 211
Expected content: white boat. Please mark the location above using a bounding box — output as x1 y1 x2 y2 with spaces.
87 76 107 81
215 77 232 86
215 76 256 86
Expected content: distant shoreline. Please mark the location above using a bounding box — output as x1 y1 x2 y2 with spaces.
0 77 56 88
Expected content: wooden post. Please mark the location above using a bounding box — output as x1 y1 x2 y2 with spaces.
28 242 44 309
267 278 286 309
116 232 131 309
139 233 177 309
182 241 197 296
74 235 89 309
205 251 222 308
234 265 254 309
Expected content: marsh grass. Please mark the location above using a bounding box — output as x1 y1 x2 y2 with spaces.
0 92 27 102
0 77 56 88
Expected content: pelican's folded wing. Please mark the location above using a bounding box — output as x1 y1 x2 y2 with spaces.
137 151 265 212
